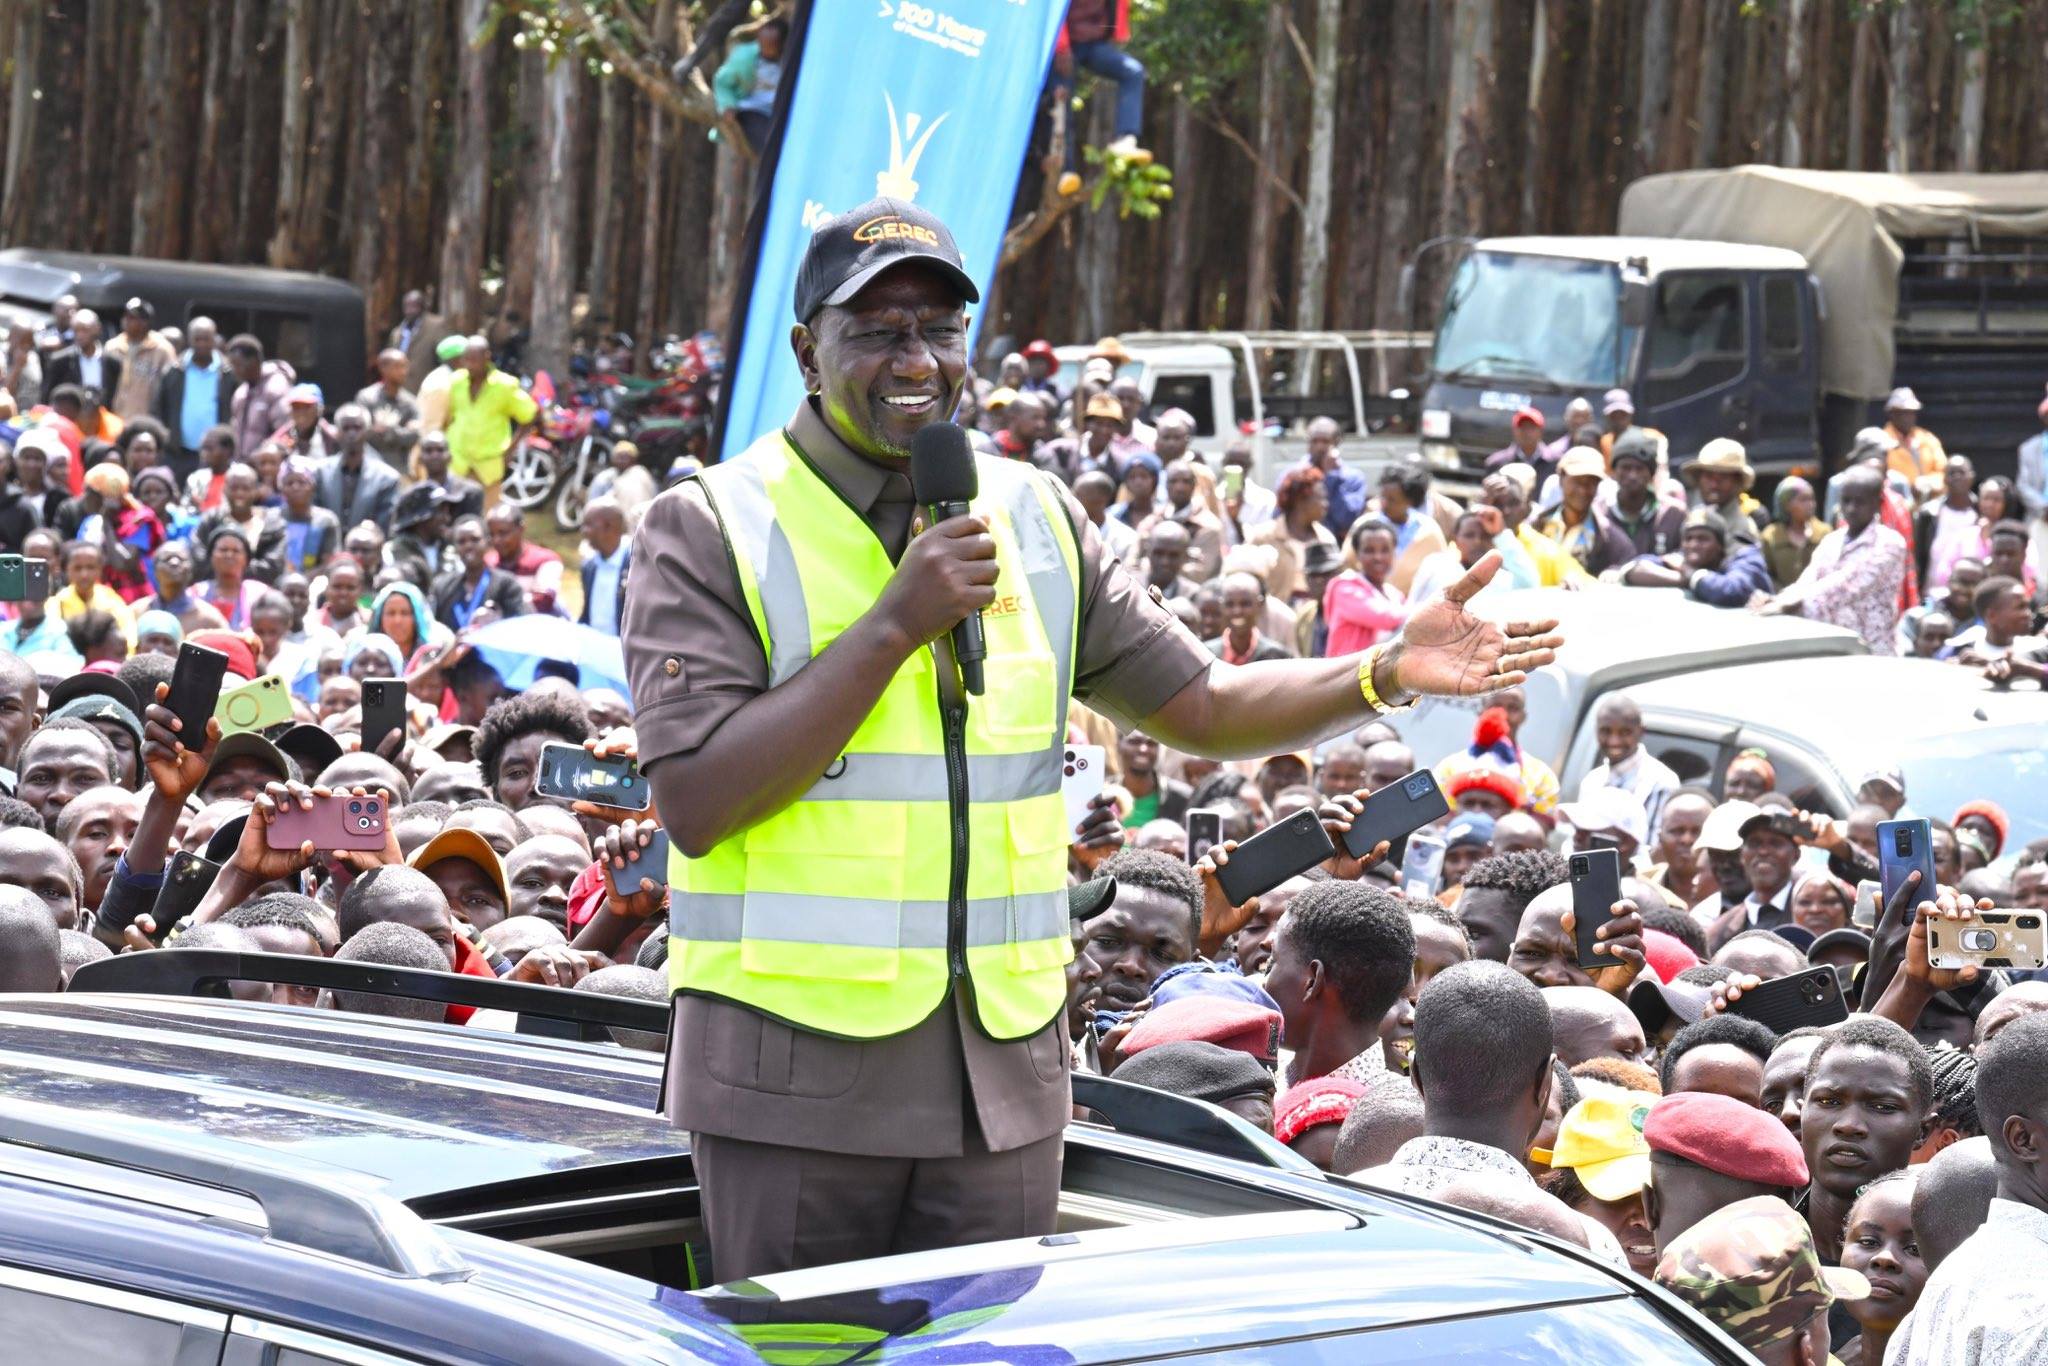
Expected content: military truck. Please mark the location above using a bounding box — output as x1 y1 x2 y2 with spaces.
1412 168 2048 487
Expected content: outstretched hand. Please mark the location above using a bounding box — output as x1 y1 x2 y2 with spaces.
1386 551 1563 700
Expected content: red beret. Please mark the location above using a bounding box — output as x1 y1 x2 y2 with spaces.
1644 1091 1809 1189
1644 928 1701 984
1121 996 1282 1067
1273 1076 1368 1145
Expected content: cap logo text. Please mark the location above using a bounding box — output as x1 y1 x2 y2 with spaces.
853 216 939 246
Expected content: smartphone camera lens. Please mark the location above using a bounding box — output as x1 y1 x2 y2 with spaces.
1571 856 1587 875
357 816 372 831
1895 829 1913 856
348 801 362 814
2021 916 2041 930
1963 929 2000 952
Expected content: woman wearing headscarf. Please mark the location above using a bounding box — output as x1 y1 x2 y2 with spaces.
344 632 406 682
363 581 437 666
1759 475 1828 590
82 462 165 602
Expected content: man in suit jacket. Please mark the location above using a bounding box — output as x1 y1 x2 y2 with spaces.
153 317 235 485
578 496 631 635
389 289 452 392
314 404 401 532
430 514 530 630
42 308 121 407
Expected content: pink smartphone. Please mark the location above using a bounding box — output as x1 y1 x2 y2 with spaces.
266 793 389 852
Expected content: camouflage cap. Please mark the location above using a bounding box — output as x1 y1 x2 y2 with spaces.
1652 1196 1869 1354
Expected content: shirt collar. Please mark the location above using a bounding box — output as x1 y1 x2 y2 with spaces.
786 396 907 517
1387 1135 1533 1183
1988 1197 2048 1243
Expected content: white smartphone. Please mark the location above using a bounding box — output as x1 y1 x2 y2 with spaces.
1402 829 1449 898
1061 744 1106 837
1928 909 2047 972
1853 880 1881 931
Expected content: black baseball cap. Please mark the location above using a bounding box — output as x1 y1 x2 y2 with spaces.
792 197 978 323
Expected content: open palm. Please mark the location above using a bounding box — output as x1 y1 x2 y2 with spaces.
1392 551 1563 697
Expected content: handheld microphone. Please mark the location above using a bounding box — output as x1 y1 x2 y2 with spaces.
908 421 986 696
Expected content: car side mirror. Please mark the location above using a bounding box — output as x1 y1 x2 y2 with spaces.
1621 278 1653 329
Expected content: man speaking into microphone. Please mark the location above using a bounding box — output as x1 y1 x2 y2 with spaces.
624 197 1562 1281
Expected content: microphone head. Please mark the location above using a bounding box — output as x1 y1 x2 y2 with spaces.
909 421 977 505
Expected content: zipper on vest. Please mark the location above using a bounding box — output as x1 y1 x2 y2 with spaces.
941 696 971 986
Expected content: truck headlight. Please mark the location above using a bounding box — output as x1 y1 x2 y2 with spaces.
1420 408 1451 440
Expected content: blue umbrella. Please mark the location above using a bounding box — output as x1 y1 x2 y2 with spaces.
466 615 630 698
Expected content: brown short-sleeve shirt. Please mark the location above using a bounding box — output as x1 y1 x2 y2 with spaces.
624 398 1214 764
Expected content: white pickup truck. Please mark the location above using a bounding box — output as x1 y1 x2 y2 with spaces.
1046 330 1430 486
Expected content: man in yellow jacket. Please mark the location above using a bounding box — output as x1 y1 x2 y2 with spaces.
443 336 537 507
620 198 1564 1283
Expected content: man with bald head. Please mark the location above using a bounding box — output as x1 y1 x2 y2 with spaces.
1976 981 2048 1049
354 345 422 465
155 315 232 480
1544 985 1649 1067
1651 791 1715 902
1361 739 1416 794
1576 694 1679 829
1140 518 1200 602
1493 810 1548 855
0 888 62 992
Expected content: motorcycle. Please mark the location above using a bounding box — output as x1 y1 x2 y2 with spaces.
502 369 615 515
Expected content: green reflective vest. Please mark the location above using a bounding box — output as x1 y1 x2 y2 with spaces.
670 430 1080 1040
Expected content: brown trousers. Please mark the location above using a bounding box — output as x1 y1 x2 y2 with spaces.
691 1127 1064 1284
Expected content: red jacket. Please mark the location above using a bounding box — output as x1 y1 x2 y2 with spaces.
1056 0 1129 53
445 933 499 1026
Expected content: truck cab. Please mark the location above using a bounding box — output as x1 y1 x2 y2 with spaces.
1416 237 1820 489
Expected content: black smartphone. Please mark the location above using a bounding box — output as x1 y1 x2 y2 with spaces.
1569 847 1624 968
609 830 672 896
147 851 223 940
1215 808 1336 907
1725 966 1850 1034
534 741 650 811
361 678 406 757
1185 808 1224 866
1877 819 1936 924
163 643 230 750
23 559 49 600
1342 769 1451 861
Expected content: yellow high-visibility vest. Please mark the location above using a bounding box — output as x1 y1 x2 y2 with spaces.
670 430 1080 1040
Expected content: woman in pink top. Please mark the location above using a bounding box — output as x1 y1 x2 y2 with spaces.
1322 516 1407 657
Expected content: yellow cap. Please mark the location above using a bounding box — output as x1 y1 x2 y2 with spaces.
1547 1093 1653 1201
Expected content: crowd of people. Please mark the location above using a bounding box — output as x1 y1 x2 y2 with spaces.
974 354 2048 676
0 291 643 691
3 289 2047 1361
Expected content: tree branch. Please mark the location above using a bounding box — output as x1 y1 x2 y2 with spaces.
1282 13 1314 81
1193 107 1305 215
544 0 718 126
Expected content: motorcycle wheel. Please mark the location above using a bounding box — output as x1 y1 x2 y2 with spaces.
556 433 610 529
502 437 560 510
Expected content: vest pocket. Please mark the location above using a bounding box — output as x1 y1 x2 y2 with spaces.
976 651 1058 742
739 803 907 982
1005 803 1075 974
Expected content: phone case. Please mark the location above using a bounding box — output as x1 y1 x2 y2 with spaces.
1061 744 1106 836
0 555 22 601
215 674 292 736
149 851 223 937
266 793 389 852
1726 966 1850 1033
1402 831 1449 897
1569 848 1624 967
1928 909 2048 971
609 830 672 896
1185 808 1224 866
534 741 651 810
165 643 230 749
1215 809 1336 907
1343 769 1451 860
361 678 406 755
23 560 48 599
1877 819 1936 925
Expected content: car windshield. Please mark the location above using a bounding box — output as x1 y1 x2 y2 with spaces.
1433 252 1629 390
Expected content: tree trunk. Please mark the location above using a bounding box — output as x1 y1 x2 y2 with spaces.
1779 0 1808 166
1159 96 1198 330
1886 1 1925 173
1 1 42 241
1293 0 1339 337
1693 0 1734 166
440 0 493 330
1243 0 1292 332
1954 41 1986 171
267 0 314 266
352 0 410 362
705 134 749 335
1521 0 1551 230
1371 0 1426 327
587 75 626 330
288 0 357 271
1438 0 1494 243
528 54 581 384
1846 10 1876 170
1634 0 1674 177
192 0 238 260
1076 100 1118 342
404 1 450 293
637 104 671 360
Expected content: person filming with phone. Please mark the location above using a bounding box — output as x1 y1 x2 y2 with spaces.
621 197 1564 1282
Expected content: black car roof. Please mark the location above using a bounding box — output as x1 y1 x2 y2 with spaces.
0 248 363 308
0 994 678 1203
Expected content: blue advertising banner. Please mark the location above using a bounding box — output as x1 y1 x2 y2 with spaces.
717 0 1066 461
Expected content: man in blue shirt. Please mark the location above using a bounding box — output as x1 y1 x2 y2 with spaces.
578 496 630 636
1304 417 1369 542
1619 506 1773 607
152 316 230 485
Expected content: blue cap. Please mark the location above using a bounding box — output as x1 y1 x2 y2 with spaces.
1151 960 1283 1015
1444 810 1497 850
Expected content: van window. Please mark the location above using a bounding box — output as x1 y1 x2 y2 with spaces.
193 304 316 379
1645 273 1747 393
1149 373 1216 436
1762 277 1801 355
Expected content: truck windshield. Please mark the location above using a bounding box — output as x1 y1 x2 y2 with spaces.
1433 252 1626 390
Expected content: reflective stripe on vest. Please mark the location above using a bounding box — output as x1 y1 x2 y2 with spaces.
670 430 1080 1040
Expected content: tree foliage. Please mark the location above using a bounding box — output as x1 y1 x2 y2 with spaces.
1126 0 1267 110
